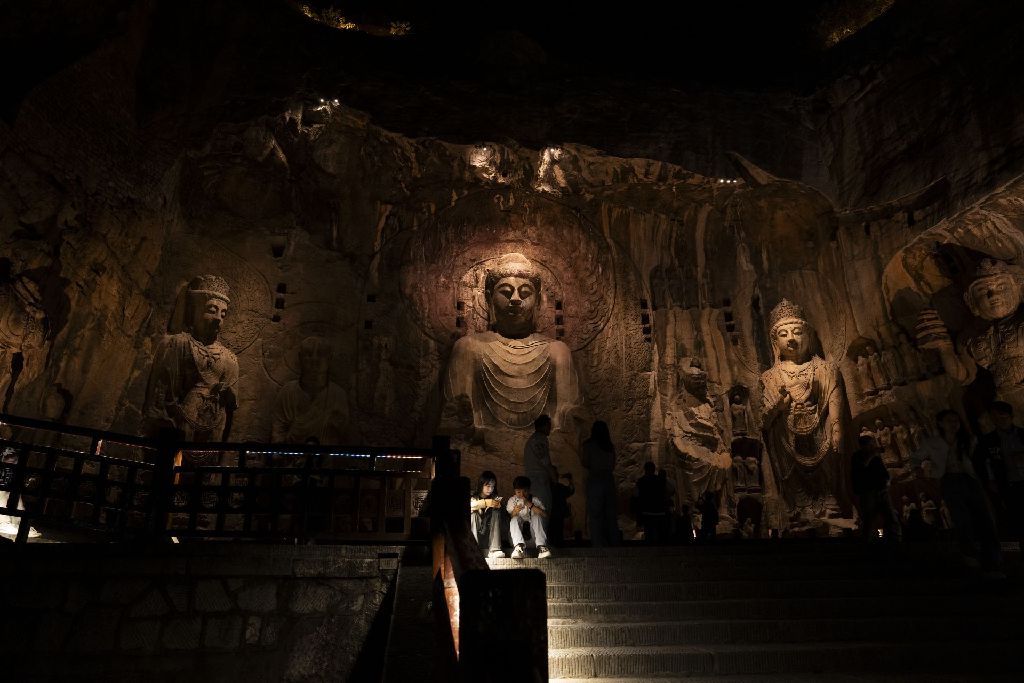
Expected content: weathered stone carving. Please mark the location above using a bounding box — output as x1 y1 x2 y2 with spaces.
855 355 877 398
728 385 751 437
0 275 47 408
272 336 349 444
893 422 912 465
760 299 847 521
442 253 580 431
897 332 925 381
878 330 906 386
864 343 890 392
917 258 1024 411
534 147 579 196
142 275 239 440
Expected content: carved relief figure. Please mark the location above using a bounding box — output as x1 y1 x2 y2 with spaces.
918 259 1024 411
728 385 751 437
0 275 47 409
760 299 847 519
272 336 349 444
865 344 889 392
443 253 580 432
856 355 878 397
893 422 912 465
142 275 239 440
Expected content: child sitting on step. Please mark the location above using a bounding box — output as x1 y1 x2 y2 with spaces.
506 475 552 559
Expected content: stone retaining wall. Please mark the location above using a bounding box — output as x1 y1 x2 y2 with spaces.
0 544 402 682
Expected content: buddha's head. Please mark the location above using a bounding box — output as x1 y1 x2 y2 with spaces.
965 259 1023 321
768 299 812 362
185 275 230 344
485 253 542 338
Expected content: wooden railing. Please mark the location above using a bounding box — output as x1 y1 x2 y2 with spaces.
0 413 433 544
0 414 549 680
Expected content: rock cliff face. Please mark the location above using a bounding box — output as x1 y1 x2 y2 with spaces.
2 0 1023 534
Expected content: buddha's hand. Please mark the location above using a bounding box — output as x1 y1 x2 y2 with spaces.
768 386 792 416
914 309 953 350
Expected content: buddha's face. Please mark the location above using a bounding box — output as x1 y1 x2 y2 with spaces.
490 276 538 337
773 320 810 361
967 274 1021 320
191 297 228 343
299 343 331 392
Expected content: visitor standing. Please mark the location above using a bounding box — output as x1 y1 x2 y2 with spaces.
851 434 901 541
635 462 666 543
523 415 556 538
581 420 619 547
912 410 1002 573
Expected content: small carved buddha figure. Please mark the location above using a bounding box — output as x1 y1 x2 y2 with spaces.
760 299 847 518
917 258 1024 410
142 275 239 441
443 253 580 432
728 385 751 437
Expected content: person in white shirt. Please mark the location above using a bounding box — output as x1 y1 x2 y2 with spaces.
911 410 1001 571
506 475 551 559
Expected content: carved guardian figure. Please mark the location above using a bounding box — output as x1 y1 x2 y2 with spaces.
917 258 1024 411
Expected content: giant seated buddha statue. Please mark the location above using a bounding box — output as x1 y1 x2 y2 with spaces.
442 253 580 433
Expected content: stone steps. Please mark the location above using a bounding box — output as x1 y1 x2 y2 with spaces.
547 594 1021 621
548 641 1024 678
489 558 959 582
551 675 1024 683
544 577 970 602
484 542 1024 679
547 615 1018 648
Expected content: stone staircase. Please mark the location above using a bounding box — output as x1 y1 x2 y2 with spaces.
487 542 1024 682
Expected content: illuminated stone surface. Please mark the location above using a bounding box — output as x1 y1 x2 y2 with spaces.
3 0 1024 538
760 299 850 529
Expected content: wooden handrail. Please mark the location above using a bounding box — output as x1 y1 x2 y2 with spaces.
0 412 429 456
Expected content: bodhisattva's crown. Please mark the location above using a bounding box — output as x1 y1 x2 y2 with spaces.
768 298 806 330
187 274 231 304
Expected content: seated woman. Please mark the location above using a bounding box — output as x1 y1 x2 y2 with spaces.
470 470 506 558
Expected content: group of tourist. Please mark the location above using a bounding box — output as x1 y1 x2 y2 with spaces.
852 401 1024 573
469 414 621 559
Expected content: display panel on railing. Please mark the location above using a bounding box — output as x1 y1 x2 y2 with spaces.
0 440 158 538
166 448 433 540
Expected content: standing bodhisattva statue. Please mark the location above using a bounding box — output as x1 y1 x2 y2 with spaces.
443 253 580 432
760 299 847 520
143 275 239 441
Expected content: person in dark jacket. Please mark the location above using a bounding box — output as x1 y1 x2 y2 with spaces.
851 434 901 541
581 420 619 547
635 462 666 544
976 401 1024 543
